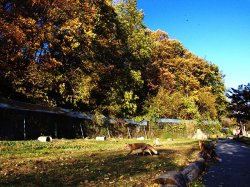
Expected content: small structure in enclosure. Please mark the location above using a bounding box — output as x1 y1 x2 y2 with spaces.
155 118 219 138
118 118 149 139
98 118 149 139
0 98 92 140
106 118 140 139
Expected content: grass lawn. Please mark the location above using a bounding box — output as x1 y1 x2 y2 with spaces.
0 138 200 186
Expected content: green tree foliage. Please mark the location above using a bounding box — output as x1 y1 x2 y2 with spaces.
114 0 152 62
0 0 227 120
144 88 184 119
227 83 250 122
196 89 217 119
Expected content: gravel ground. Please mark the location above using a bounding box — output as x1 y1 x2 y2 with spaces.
203 139 250 187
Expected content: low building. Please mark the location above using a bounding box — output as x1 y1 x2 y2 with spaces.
0 98 92 140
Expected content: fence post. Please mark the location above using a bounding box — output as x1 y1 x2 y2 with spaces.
80 123 84 138
144 126 147 139
127 127 132 139
23 116 26 139
107 126 111 138
55 122 58 138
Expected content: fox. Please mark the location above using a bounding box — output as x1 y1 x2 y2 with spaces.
199 140 222 162
125 143 159 156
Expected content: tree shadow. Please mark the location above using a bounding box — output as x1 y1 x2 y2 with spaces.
0 139 200 186
0 148 189 186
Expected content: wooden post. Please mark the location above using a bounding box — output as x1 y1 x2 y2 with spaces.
107 126 111 138
136 126 140 138
80 123 84 138
55 122 58 138
127 127 132 139
148 120 151 137
144 125 147 139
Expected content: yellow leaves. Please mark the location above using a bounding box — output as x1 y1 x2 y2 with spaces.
76 76 93 102
63 35 80 49
124 91 139 102
33 41 40 48
9 50 24 62
64 35 75 42
60 70 99 106
150 30 169 42
122 91 139 115
85 30 96 40
59 17 99 51
60 18 82 50
17 51 22 57
2 23 26 45
60 18 81 33
71 42 80 49
119 175 124 179
152 183 161 187
17 16 36 27
50 58 62 66
130 70 144 88
62 46 70 55
59 83 66 95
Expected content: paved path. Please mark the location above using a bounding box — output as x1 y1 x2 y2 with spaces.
203 139 250 187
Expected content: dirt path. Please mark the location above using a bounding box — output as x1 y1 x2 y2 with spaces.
203 139 250 187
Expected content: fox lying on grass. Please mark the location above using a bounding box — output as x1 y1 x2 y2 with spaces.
125 143 159 156
199 140 222 162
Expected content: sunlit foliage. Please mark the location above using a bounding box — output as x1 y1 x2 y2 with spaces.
0 0 227 120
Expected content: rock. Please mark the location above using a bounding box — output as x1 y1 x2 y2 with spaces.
192 129 207 140
154 171 187 187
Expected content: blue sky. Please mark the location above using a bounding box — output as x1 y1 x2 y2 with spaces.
137 0 250 89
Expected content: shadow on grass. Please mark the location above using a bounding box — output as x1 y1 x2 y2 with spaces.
0 139 200 186
168 140 199 147
0 149 186 186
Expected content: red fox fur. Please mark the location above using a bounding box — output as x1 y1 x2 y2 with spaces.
125 143 159 156
199 140 222 162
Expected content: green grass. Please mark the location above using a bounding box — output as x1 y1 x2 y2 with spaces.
0 138 199 186
189 181 206 187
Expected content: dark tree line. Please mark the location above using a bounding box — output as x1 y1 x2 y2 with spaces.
227 83 250 122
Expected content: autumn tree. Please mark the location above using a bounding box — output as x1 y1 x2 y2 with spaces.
0 0 228 121
144 29 227 120
0 0 83 105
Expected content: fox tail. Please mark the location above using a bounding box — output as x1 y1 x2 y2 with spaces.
147 144 159 155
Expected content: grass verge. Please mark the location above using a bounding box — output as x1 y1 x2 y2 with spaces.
0 138 199 186
234 136 250 145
